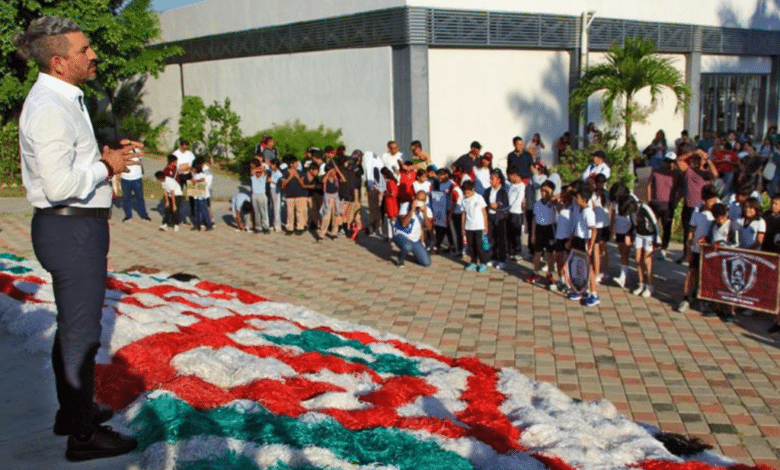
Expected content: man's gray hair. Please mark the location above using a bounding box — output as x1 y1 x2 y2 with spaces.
12 16 81 73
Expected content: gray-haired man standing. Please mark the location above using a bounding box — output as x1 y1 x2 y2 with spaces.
14 16 139 462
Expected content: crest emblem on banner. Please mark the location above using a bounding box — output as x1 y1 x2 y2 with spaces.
721 255 757 295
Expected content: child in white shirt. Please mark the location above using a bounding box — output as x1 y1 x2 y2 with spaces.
460 180 490 273
568 184 600 306
506 168 526 259
155 170 181 232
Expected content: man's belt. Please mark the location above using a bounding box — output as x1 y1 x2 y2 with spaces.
34 206 111 219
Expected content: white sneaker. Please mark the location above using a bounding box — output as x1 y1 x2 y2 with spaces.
595 273 604 283
632 284 645 296
614 275 626 288
642 285 652 298
174 225 180 232
159 224 167 231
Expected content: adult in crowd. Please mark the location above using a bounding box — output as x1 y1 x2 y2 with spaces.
556 132 572 161
282 155 309 234
410 140 431 170
172 138 195 222
452 141 482 175
711 141 739 196
362 150 385 235
381 140 403 176
507 136 533 180
262 135 278 162
643 130 667 169
393 190 433 267
675 130 695 154
119 146 150 222
696 130 716 152
581 150 611 181
676 149 718 263
646 151 682 260
338 153 363 237
15 15 138 461
586 122 600 145
527 133 545 157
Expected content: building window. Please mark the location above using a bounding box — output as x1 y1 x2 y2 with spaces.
700 74 767 139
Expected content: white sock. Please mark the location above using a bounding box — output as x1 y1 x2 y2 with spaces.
621 265 628 278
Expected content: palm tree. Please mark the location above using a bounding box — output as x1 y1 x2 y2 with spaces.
569 36 691 160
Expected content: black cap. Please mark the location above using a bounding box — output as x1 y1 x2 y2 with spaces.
470 141 482 149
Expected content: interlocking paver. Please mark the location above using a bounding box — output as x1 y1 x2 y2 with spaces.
1 195 780 468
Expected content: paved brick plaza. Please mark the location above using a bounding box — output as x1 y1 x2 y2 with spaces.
1 199 779 467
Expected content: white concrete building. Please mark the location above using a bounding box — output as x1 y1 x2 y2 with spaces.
144 0 780 169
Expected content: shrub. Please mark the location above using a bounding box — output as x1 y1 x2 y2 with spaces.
205 98 243 163
557 130 636 188
0 120 20 184
229 120 344 176
120 115 170 154
178 96 206 149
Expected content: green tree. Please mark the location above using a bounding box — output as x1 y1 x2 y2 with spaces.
205 98 243 164
178 95 206 149
569 36 690 181
0 0 180 125
229 120 344 177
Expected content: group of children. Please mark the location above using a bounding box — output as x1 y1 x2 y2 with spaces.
372 150 646 309
230 146 365 242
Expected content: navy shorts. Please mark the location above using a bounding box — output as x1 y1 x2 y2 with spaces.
571 237 587 252
533 224 555 253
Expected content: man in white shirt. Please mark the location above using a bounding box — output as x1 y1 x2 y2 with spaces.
172 139 196 175
15 16 139 461
172 139 196 222
393 190 433 267
381 140 403 175
120 148 150 221
581 150 611 181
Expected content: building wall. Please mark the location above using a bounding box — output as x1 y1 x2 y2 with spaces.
142 65 184 151
585 53 688 150
159 0 780 42
144 47 395 154
407 0 779 30
159 0 406 41
701 55 772 74
427 49 571 170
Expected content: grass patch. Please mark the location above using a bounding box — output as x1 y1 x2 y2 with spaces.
0 184 25 198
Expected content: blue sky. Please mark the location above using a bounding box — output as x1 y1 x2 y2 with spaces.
151 0 201 12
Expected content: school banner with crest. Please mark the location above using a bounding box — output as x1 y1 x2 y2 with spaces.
699 245 780 313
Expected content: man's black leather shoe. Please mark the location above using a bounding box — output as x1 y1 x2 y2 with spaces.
65 425 137 462
53 403 114 436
